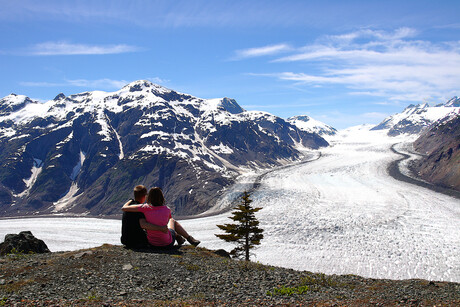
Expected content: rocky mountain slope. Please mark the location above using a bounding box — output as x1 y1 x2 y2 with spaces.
411 113 460 191
1 243 459 306
0 81 328 217
371 97 460 136
287 115 337 136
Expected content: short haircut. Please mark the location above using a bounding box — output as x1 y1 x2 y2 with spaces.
133 185 148 201
147 187 165 206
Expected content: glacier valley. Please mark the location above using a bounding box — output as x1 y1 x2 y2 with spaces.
1 128 459 282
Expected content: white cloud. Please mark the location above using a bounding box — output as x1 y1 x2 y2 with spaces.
66 78 128 89
27 41 141 56
233 44 292 60
20 81 62 87
21 78 129 90
147 77 170 84
255 28 460 103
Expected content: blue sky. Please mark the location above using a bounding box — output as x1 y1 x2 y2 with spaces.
1 0 459 129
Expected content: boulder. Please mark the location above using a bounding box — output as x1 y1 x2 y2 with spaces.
0 231 50 255
213 249 231 258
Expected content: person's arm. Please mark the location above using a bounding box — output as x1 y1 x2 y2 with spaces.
139 218 168 234
121 199 142 212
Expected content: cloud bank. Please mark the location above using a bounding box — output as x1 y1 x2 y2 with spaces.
242 28 460 103
21 78 128 90
27 42 141 56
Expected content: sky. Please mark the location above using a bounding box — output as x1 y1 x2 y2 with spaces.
1 0 459 129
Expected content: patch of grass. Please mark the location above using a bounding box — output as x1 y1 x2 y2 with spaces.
0 296 7 306
179 261 200 271
301 273 339 288
86 290 101 301
267 273 345 297
6 248 34 260
185 263 200 271
267 285 310 296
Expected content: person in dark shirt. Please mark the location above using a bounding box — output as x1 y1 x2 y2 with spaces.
120 185 168 248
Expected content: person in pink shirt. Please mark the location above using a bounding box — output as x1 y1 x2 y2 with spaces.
122 187 200 248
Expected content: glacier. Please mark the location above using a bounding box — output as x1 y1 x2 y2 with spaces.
0 128 458 282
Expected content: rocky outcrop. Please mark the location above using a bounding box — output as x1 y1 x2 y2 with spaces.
411 113 460 191
0 231 50 255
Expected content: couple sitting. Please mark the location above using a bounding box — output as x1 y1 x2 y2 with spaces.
120 185 200 249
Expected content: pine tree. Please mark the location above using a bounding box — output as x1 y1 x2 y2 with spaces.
215 191 264 261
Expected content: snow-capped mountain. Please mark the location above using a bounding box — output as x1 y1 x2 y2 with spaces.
442 96 460 107
287 115 337 136
0 80 328 217
371 97 460 136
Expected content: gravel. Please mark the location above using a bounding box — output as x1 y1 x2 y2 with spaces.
0 244 459 306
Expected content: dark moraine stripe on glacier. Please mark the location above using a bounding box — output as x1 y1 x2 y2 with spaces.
388 144 460 199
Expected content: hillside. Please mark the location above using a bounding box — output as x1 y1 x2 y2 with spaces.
0 81 327 217
411 113 460 191
0 244 459 306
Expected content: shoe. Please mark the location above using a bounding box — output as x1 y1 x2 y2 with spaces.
187 235 200 247
176 235 185 246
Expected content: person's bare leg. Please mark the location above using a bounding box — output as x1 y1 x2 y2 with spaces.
168 218 185 246
170 218 200 246
172 219 189 237
167 218 175 230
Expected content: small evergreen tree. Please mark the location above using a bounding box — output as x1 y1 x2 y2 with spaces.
215 191 264 261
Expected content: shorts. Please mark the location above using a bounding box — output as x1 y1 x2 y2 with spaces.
164 228 176 249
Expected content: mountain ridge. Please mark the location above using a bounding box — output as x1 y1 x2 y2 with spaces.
0 80 328 217
371 97 460 136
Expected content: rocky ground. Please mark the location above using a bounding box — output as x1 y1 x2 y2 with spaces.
0 244 459 306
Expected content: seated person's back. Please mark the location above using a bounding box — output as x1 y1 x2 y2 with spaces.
120 186 149 248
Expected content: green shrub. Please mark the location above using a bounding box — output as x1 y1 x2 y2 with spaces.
267 285 310 296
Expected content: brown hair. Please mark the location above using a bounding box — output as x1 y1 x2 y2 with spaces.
133 185 148 201
147 187 165 206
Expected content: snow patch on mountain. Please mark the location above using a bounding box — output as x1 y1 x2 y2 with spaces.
70 151 86 181
16 158 43 198
0 127 16 139
210 143 234 154
53 182 80 212
56 132 74 150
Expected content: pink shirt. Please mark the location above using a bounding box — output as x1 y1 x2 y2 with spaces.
138 204 172 246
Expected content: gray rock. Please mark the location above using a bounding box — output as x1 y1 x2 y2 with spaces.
213 249 231 258
0 231 50 255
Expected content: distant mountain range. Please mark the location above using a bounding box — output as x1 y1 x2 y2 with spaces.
0 80 328 217
371 97 460 136
287 115 337 136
